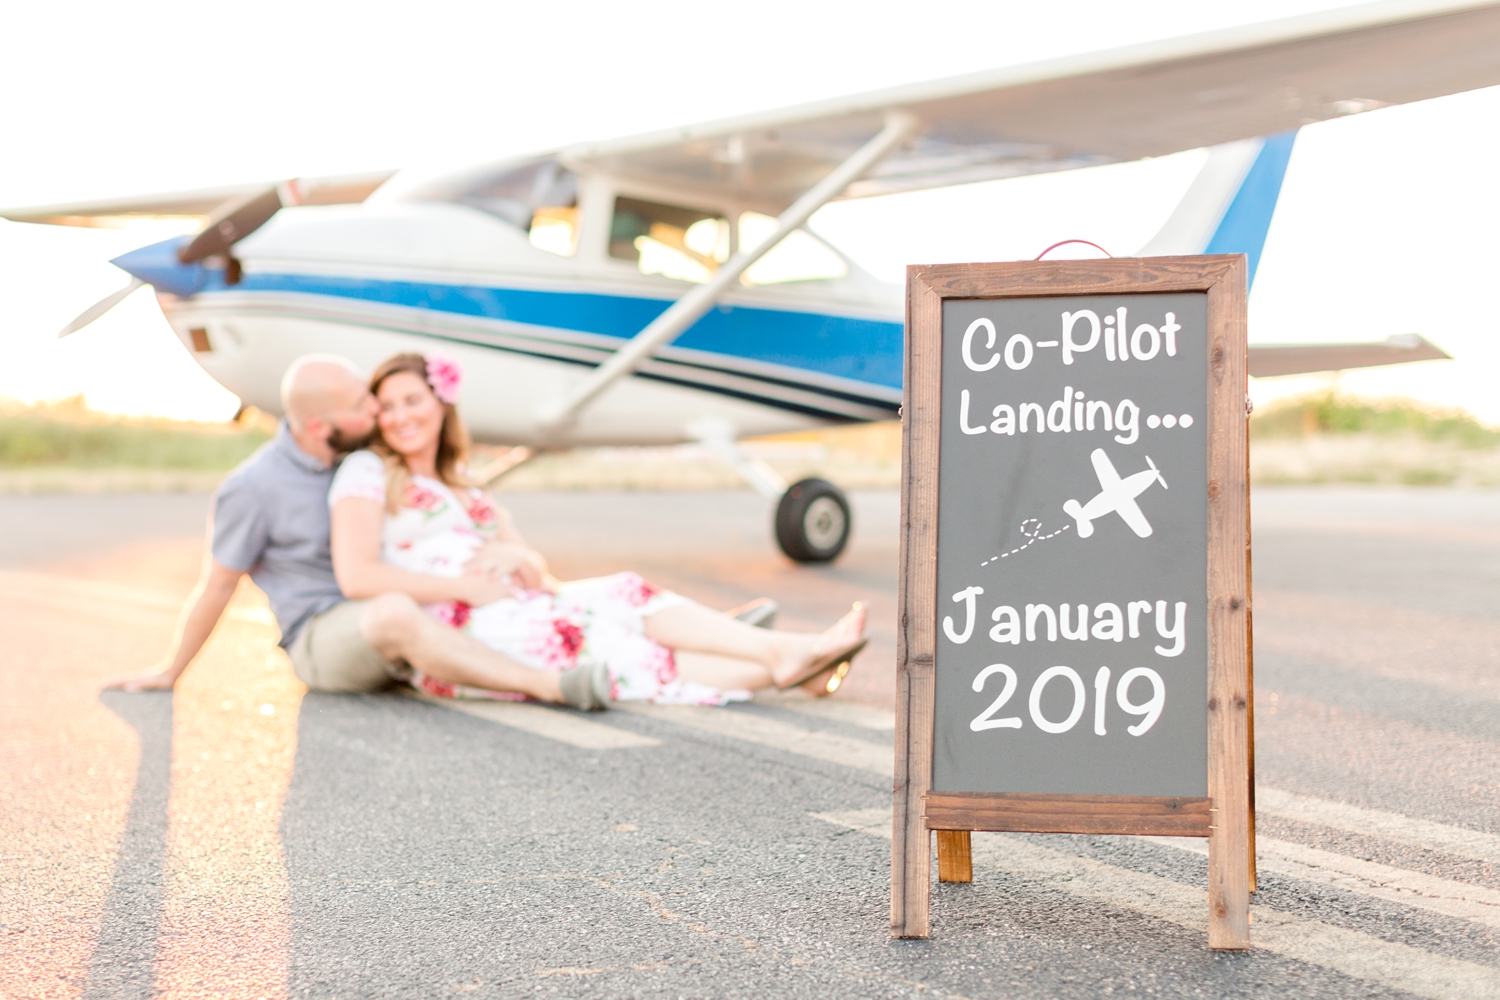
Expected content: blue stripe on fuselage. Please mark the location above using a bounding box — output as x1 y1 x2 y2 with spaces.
203 272 906 389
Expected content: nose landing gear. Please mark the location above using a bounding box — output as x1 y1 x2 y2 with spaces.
775 477 851 563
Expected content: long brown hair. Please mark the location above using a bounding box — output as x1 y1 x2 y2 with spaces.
369 352 472 511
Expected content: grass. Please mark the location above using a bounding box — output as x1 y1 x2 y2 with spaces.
4 393 1497 491
1250 391 1500 448
1248 392 1500 487
0 397 272 471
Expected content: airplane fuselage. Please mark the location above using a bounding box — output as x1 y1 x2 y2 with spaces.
136 170 904 447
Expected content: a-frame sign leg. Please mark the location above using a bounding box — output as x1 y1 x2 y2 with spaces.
1205 267 1252 949
1207 741 1251 946
891 656 935 938
1245 437 1259 895
936 830 973 882
1206 612 1252 948
893 265 942 941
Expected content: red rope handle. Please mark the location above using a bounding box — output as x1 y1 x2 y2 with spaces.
1035 239 1113 260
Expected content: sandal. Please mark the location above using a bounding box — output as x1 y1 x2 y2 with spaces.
799 656 857 697
776 604 867 692
726 597 778 628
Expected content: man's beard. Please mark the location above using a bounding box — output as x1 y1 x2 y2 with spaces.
326 426 375 456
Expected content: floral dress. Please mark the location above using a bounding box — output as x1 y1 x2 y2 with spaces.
328 450 739 705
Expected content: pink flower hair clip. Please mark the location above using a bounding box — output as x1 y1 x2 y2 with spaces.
425 352 462 405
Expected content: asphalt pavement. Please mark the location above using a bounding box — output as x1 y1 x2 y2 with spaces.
1 486 1497 999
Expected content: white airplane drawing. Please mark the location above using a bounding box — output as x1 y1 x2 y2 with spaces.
1063 450 1168 539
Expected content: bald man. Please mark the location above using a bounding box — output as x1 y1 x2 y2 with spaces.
106 354 587 708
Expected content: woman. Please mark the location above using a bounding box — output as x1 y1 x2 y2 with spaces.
328 352 867 707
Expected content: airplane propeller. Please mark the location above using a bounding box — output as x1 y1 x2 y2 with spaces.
56 181 301 339
56 277 146 338
1145 456 1168 490
176 183 292 272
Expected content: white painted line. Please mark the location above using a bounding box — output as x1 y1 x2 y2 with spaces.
752 691 896 731
616 700 1500 873
630 698 1500 941
1150 835 1500 929
1247 899 1500 1000
1260 787 1500 864
618 702 892 776
816 807 893 835
815 809 1500 1000
411 692 661 749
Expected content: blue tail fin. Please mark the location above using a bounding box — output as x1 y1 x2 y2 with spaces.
1203 130 1297 288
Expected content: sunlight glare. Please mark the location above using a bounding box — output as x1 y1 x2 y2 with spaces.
0 219 241 421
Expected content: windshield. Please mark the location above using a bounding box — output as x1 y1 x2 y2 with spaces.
610 196 729 282
739 212 848 286
391 155 580 256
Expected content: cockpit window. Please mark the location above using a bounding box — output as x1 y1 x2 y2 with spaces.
610 196 729 283
528 205 578 257
738 212 848 285
396 156 580 257
604 197 849 284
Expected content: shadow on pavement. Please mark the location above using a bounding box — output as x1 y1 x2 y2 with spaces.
82 690 174 1000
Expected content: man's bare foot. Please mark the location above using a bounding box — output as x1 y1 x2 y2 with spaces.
771 604 866 690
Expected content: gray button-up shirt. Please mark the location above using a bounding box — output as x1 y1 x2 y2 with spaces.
211 422 346 648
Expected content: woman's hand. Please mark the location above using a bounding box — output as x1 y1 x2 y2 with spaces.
464 541 547 591
102 670 177 692
455 573 517 607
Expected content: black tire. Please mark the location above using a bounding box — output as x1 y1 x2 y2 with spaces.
775 478 851 563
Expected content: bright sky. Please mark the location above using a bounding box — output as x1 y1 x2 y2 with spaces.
1 0 1496 423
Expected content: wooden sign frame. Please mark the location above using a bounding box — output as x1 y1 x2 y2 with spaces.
892 256 1253 949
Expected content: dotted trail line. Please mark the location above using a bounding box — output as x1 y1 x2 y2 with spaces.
980 518 1071 567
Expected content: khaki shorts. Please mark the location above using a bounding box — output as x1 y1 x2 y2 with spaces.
287 600 408 693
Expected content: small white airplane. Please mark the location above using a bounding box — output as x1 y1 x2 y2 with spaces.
1064 450 1169 539
4 0 1488 562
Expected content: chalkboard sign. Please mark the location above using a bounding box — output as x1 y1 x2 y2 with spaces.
893 257 1252 950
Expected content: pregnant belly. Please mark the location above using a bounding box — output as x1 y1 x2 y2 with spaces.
385 533 481 578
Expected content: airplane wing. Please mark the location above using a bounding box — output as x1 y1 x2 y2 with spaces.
1112 496 1155 539
0 170 395 226
8 3 1500 225
560 0 1500 211
1090 448 1125 490
1248 333 1451 377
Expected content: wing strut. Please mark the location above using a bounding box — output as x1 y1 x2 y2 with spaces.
534 110 920 440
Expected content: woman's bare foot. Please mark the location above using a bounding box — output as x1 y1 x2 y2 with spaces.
771 604 867 690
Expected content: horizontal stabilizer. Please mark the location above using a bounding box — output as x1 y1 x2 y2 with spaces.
1248 334 1450 377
